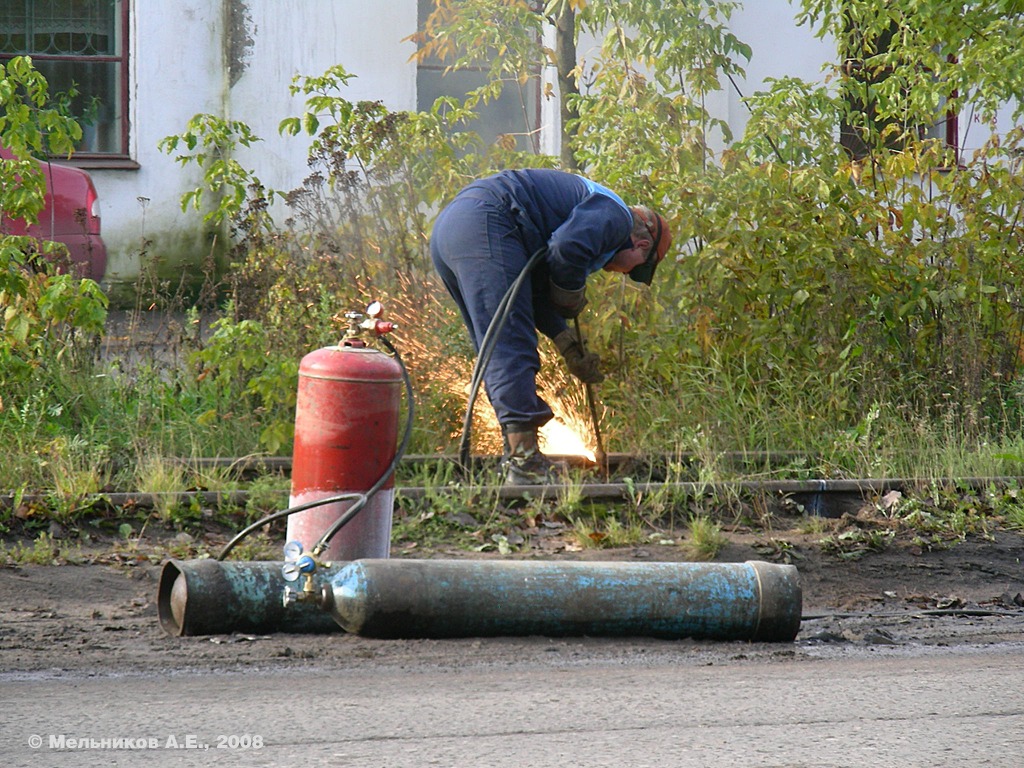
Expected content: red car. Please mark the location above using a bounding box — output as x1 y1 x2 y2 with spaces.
0 147 107 282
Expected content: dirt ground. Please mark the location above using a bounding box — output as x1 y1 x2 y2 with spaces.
2 516 1023 678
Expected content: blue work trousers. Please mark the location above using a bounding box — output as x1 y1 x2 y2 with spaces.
430 193 555 431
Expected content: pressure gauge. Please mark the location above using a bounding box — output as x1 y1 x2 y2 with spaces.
283 540 303 561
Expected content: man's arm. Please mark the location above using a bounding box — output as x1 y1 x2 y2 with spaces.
546 194 633 288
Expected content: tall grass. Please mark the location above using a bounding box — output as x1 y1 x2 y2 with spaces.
7 70 1024 516
6 225 1024 505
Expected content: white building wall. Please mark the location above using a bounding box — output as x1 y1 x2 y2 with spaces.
94 0 418 299
723 2 835 149
541 1 833 157
97 1 226 293
230 1 419 200
88 0 1012 299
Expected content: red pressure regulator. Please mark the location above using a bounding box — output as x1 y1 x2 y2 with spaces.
342 301 397 347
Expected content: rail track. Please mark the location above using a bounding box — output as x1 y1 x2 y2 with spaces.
4 452 1023 518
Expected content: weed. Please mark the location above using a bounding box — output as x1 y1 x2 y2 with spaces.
135 454 191 524
478 532 526 555
797 514 832 536
229 533 280 561
37 436 108 522
152 533 211 561
135 453 185 494
1006 505 1024 531
160 494 205 530
744 490 777 531
570 508 646 549
243 474 290 524
1 532 80 566
820 527 895 560
392 492 494 551
678 426 728 487
683 514 726 561
553 474 586 518
891 482 999 542
619 475 681 530
752 537 803 564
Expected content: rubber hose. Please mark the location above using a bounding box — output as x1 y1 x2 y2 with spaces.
458 247 548 471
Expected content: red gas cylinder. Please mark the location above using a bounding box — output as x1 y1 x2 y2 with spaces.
286 340 402 562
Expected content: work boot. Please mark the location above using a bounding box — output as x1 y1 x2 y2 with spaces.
500 429 565 486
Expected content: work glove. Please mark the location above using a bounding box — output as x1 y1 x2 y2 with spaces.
549 279 588 319
553 328 604 384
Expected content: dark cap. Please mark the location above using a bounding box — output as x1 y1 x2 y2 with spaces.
627 207 672 285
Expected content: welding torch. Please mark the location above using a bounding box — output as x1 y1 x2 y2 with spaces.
573 316 608 477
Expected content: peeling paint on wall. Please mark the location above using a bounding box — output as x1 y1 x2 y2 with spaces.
225 0 256 87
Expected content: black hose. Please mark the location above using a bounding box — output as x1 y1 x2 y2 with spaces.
216 491 364 561
216 334 415 561
458 247 548 472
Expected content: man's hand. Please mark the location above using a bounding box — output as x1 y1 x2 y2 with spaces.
553 328 604 384
549 279 588 318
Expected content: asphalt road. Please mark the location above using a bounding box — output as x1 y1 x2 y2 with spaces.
3 645 1022 768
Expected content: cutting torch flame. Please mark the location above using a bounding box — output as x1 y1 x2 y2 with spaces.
539 420 596 462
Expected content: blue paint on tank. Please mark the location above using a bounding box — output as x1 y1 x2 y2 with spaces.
322 559 801 642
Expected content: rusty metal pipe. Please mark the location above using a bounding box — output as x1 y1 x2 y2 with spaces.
158 559 343 636
161 558 801 641
319 559 802 642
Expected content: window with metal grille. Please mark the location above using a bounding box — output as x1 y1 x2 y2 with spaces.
0 0 129 162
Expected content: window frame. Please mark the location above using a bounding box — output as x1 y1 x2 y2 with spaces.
0 1 134 168
415 0 543 154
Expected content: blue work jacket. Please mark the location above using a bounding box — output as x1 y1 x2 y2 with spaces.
460 169 634 290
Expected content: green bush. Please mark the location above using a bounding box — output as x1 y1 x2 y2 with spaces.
9 2 1024 503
